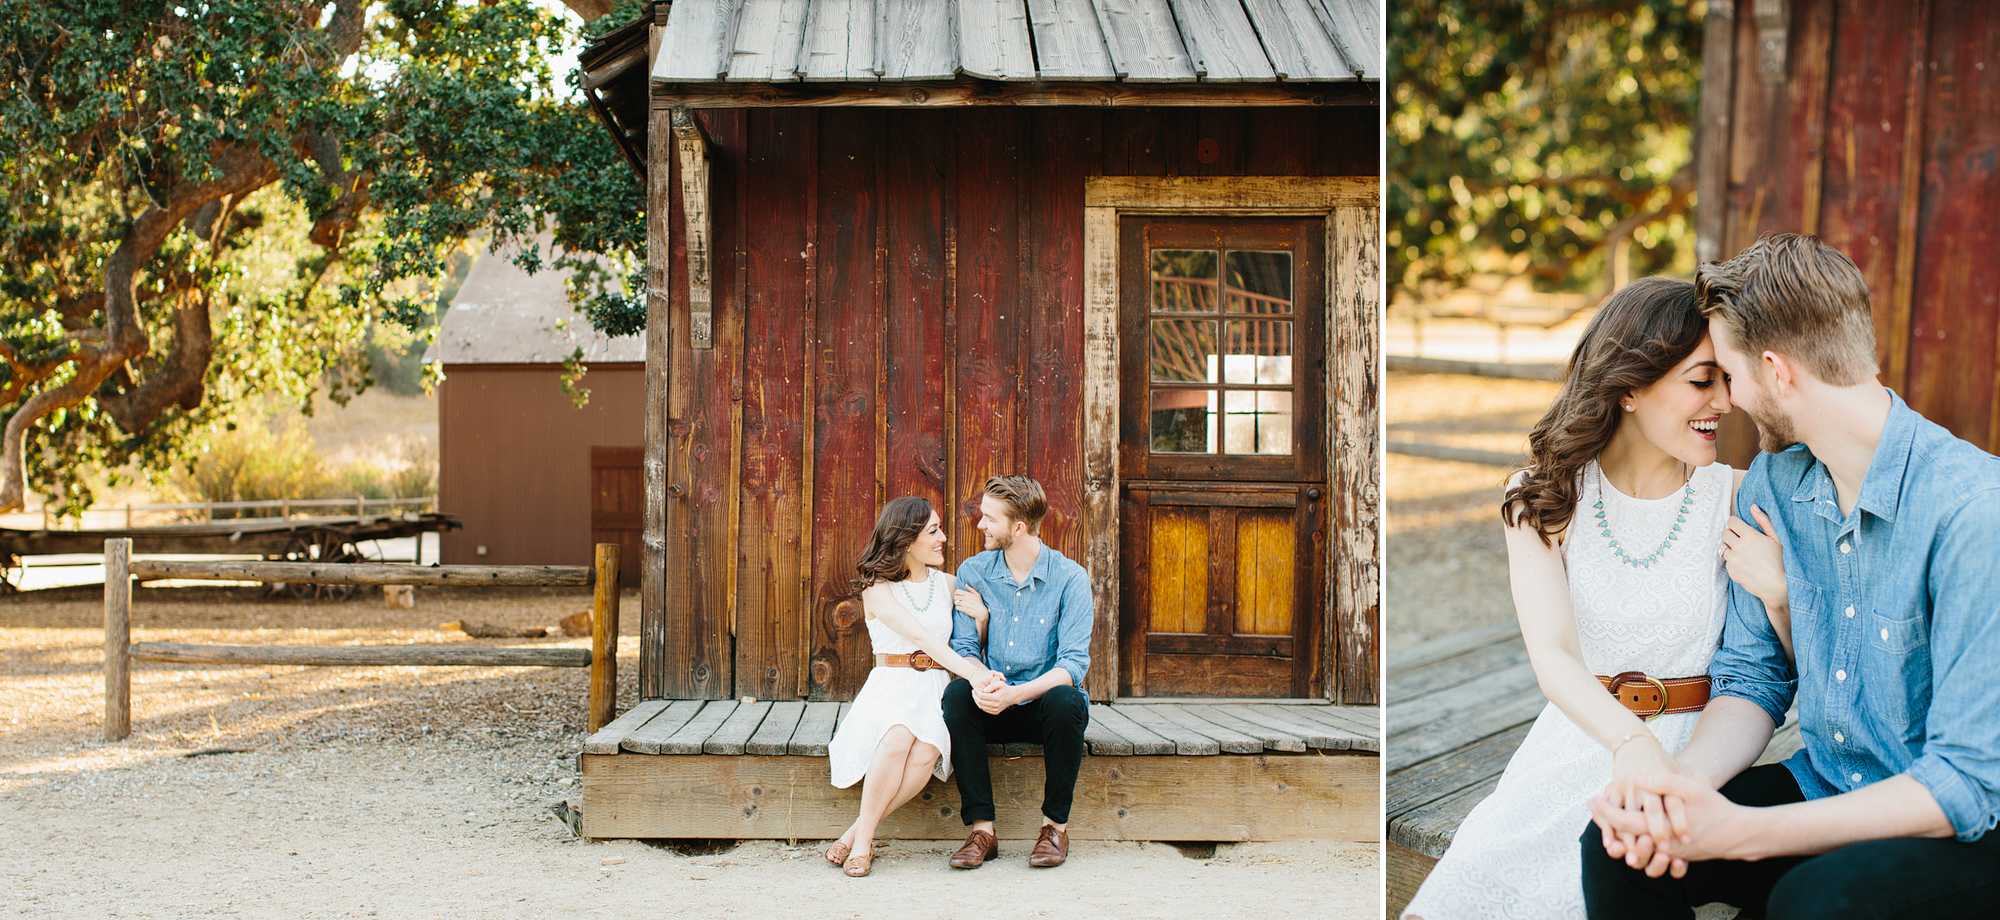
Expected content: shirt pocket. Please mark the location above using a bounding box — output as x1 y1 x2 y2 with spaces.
1784 577 1821 639
1863 610 1931 729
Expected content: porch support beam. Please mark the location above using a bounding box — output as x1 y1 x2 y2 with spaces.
672 107 715 349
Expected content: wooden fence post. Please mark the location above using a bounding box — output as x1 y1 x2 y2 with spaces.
104 538 132 741
589 543 622 731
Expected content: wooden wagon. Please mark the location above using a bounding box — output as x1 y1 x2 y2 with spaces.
572 0 1383 841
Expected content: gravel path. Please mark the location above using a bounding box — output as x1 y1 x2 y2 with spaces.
2 585 1377 919
1386 371 1561 650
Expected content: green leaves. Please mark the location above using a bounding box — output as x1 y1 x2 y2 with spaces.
0 0 645 514
1389 0 1703 296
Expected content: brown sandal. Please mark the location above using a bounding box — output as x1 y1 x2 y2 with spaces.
825 840 851 867
843 847 874 877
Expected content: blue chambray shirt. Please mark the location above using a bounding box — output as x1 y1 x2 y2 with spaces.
950 544 1093 691
1711 391 2000 841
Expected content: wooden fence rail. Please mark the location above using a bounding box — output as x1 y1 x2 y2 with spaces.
102 539 622 741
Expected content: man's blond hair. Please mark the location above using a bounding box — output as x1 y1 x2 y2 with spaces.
1695 234 1878 385
982 474 1047 534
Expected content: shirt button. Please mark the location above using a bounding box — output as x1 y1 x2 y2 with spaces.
1880 628 1890 641
1851 773 1863 784
1845 606 1855 618
1839 542 1851 554
1008 641 1014 646
1836 669 1847 681
1834 731 1844 743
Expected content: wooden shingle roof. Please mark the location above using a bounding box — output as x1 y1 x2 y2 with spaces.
652 0 1379 85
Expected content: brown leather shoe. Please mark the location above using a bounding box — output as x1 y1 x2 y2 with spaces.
1028 824 1069 867
948 829 999 869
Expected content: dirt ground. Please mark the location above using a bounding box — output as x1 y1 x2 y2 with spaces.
1385 371 1562 651
1 585 1378 920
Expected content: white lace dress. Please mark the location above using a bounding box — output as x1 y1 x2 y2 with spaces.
827 570 957 788
1404 462 1736 920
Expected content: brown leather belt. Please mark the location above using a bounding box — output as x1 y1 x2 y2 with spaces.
875 652 941 672
1599 671 1710 720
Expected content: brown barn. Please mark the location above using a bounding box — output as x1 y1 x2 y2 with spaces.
431 241 645 586
1699 0 2000 464
572 0 1383 842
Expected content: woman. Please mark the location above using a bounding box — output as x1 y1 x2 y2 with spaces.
823 496 1002 877
1404 277 1791 919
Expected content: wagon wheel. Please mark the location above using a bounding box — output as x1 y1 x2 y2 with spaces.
279 527 363 600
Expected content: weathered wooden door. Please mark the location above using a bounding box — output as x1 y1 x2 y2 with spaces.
590 446 643 589
1117 217 1326 698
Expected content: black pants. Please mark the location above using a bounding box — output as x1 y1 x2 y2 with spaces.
1580 763 2000 919
941 679 1089 826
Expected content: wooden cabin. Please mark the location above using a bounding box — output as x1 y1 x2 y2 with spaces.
574 0 1382 842
430 239 645 586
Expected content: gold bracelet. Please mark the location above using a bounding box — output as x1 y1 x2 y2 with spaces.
1610 731 1654 755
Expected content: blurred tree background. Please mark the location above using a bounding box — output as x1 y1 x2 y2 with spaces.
0 0 645 516
1388 0 1706 311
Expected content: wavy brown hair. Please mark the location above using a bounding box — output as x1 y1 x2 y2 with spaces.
850 496 936 591
1503 276 1706 545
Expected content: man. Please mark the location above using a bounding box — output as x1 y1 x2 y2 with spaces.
1580 234 2000 917
940 474 1093 869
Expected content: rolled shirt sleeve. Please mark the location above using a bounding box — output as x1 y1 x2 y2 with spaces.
1709 470 1797 727
949 565 986 665
1907 490 2000 840
1052 566 1093 688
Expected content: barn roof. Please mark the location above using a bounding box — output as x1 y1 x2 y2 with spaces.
652 0 1380 84
428 238 644 366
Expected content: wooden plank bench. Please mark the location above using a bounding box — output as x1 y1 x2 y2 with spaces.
580 699 1379 842
1385 624 1804 915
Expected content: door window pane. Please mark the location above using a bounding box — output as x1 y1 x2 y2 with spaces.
1221 320 1294 385
1151 389 1216 453
1150 319 1217 383
1151 249 1218 313
1223 391 1293 455
1225 250 1293 314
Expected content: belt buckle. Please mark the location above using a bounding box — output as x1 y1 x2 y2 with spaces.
1607 671 1670 721
909 651 938 672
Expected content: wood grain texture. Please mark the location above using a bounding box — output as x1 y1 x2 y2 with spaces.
1085 176 1376 209
1168 0 1275 82
1235 509 1294 636
642 31 674 697
882 111 953 513
621 699 709 754
788 700 842 754
1243 0 1349 80
654 0 738 81
1180 703 1306 752
745 700 808 754
703 700 773 754
650 81 1370 108
1148 508 1207 635
806 111 883 699
583 699 671 755
1027 0 1116 79
1694 0 1736 265
1090 0 1196 82
103 538 131 741
879 0 955 80
1308 0 1379 78
1085 704 1176 754
1387 841 1442 919
658 699 742 754
800 0 877 81
955 0 1037 80
1082 202 1123 701
1328 203 1379 704
588 543 622 732
130 642 591 668
125 560 592 586
726 0 808 82
1024 110 1091 603
950 109 1024 562
581 749 1379 840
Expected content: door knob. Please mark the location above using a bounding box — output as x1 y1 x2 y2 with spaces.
1306 487 1322 500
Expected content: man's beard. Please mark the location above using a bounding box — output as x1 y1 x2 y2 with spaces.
1747 403 1801 453
984 529 1014 552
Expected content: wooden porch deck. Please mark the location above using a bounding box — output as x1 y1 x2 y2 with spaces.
1385 624 1804 915
579 699 1379 842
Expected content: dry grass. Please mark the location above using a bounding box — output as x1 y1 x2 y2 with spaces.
1386 371 1561 650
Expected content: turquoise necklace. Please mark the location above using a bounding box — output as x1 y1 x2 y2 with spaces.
1593 462 1695 569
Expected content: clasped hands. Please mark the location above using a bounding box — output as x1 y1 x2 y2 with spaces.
1588 739 1751 878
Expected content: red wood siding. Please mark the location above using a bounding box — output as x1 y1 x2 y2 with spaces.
1714 0 2000 462
656 106 1378 701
